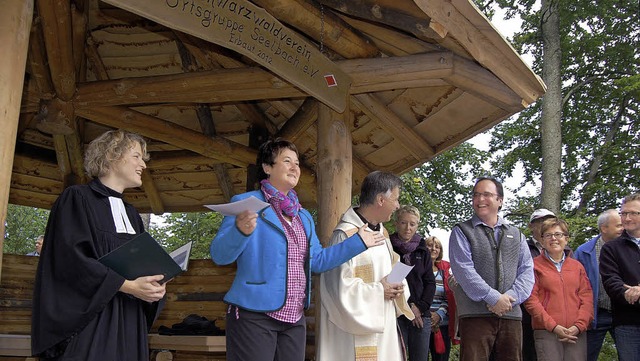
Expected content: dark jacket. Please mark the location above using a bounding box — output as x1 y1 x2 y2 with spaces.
600 231 640 326
392 237 436 314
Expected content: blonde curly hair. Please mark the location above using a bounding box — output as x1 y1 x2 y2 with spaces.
83 130 149 178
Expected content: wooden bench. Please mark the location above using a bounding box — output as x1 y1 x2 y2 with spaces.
0 334 34 358
0 256 315 360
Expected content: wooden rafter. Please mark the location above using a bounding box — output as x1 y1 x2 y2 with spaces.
352 93 435 160
75 106 257 167
277 98 318 142
252 0 380 59
318 0 442 42
27 18 54 99
37 0 76 100
75 52 508 108
414 0 545 105
141 170 164 215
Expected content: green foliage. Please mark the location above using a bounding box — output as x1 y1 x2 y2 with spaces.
476 0 639 242
149 211 223 259
3 204 49 255
395 143 490 235
600 332 618 360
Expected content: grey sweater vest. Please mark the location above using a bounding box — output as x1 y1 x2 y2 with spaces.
453 220 523 320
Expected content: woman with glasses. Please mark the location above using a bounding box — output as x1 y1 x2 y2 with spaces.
210 138 386 361
524 218 593 361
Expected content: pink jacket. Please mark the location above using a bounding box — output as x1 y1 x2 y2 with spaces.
524 251 593 333
435 260 459 344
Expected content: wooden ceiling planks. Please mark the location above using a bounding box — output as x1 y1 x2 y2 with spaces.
6 0 545 212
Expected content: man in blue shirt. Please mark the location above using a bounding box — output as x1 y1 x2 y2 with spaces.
574 209 623 361
449 176 534 361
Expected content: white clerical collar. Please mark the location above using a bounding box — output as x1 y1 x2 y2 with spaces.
108 196 136 234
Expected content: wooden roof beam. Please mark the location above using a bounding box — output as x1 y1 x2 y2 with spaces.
74 67 307 108
252 0 380 59
277 98 318 142
175 34 242 203
414 0 546 105
51 134 72 188
445 54 524 113
318 0 442 42
64 129 88 185
37 0 76 100
352 93 435 159
71 3 88 81
75 106 257 168
141 170 164 215
75 52 455 107
27 18 54 99
341 52 453 94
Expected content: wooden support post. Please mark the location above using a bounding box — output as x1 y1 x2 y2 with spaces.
316 102 352 244
315 100 352 356
0 0 34 276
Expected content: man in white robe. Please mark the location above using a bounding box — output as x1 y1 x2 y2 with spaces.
317 171 414 361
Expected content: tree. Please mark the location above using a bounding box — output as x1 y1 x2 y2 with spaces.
3 204 49 255
475 0 639 225
539 0 563 213
149 211 223 259
396 142 490 234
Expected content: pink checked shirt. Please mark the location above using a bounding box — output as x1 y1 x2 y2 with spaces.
264 192 308 323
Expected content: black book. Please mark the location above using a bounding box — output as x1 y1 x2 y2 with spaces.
98 232 192 284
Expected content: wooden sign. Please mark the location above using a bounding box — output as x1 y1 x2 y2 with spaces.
102 0 352 112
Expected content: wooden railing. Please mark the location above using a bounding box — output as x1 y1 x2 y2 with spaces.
0 255 316 361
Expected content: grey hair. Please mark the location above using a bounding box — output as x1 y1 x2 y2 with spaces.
597 209 619 229
359 171 402 206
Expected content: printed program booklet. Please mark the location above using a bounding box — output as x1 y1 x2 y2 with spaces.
98 232 192 284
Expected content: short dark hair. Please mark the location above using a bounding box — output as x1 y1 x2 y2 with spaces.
473 176 504 199
256 138 299 181
359 171 402 206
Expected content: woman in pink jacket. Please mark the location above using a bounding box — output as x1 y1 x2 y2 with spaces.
524 218 593 361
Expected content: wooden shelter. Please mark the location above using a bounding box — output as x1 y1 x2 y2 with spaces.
1 0 544 264
1 0 545 359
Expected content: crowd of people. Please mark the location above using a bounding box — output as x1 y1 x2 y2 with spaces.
29 131 639 361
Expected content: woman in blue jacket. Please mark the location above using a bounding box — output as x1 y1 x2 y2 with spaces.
210 138 385 361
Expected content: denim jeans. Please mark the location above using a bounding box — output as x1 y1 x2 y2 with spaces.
614 324 640 361
429 324 451 361
398 314 431 361
586 308 614 361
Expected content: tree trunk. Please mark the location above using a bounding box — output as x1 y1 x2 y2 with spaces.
575 96 628 214
539 0 562 213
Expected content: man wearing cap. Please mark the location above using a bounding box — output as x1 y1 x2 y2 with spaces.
527 209 556 258
574 209 623 361
449 176 534 361
600 193 640 361
520 208 556 361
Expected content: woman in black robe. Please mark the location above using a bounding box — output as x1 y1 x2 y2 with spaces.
31 130 167 360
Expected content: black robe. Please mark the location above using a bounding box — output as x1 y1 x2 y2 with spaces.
31 179 162 360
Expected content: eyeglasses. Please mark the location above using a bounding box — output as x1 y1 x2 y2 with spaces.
619 211 640 218
542 232 567 240
472 192 498 199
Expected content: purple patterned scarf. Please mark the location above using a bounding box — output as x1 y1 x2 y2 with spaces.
260 179 301 217
390 233 422 265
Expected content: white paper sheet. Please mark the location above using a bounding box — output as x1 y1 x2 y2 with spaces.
387 262 414 283
204 196 270 216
